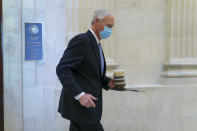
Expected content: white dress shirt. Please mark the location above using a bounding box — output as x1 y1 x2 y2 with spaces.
74 29 100 100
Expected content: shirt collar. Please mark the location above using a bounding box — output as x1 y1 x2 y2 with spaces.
89 28 100 44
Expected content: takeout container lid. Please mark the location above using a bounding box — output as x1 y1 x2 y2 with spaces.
114 74 125 77
114 82 126 85
114 78 125 80
114 74 125 76
113 69 125 72
113 69 125 75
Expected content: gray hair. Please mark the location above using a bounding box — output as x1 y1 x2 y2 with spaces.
91 9 111 25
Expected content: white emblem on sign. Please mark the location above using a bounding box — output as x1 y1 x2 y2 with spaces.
29 25 39 35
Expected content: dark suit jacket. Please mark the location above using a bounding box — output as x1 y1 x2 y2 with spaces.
56 30 111 124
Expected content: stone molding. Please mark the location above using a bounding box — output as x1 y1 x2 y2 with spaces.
162 59 197 78
106 58 119 78
162 0 197 78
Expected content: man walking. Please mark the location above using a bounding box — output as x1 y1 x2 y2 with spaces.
56 9 115 131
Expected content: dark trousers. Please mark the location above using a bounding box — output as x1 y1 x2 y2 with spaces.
69 121 104 131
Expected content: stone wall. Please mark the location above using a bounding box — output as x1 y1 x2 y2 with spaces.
3 0 69 130
113 0 167 85
102 86 197 131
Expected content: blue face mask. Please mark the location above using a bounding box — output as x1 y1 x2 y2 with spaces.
100 26 112 39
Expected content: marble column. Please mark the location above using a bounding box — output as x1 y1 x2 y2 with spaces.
3 0 23 130
162 0 197 78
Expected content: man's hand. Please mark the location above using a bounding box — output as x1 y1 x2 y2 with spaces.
79 93 97 108
109 79 115 89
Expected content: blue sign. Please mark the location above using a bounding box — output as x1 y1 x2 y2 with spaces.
25 22 42 61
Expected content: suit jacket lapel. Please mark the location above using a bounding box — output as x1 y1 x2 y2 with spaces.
87 30 102 77
102 50 106 78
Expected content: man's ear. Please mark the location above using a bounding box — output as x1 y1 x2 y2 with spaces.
95 18 100 24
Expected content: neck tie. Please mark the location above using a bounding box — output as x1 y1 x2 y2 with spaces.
98 43 104 76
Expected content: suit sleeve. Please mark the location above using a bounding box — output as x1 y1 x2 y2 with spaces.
102 76 111 90
56 37 85 98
